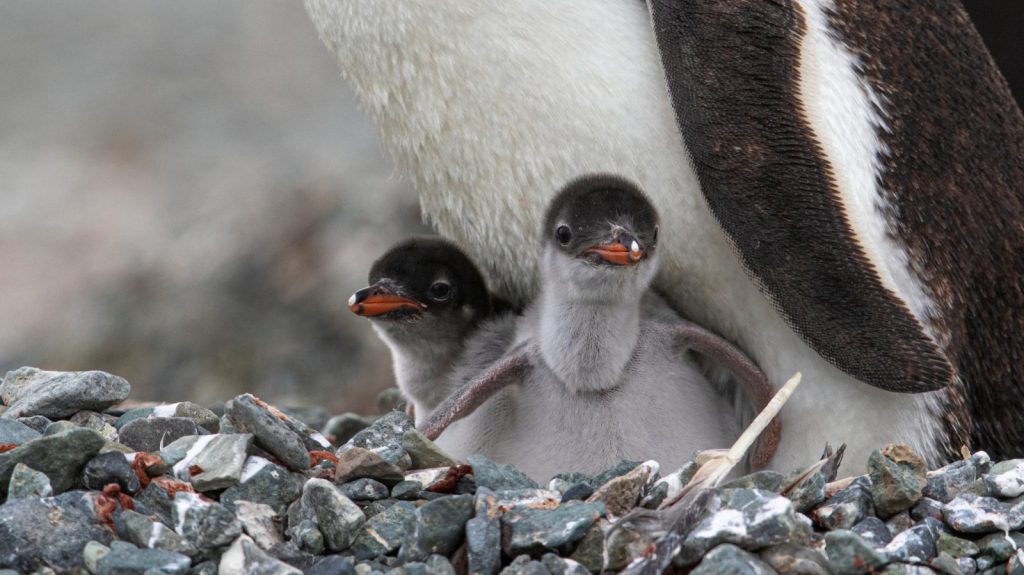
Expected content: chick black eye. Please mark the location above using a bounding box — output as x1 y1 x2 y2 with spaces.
652 225 659 245
555 225 572 245
429 281 452 301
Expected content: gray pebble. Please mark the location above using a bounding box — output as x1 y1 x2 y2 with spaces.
470 455 539 491
501 501 604 557
413 494 475 558
340 477 391 501
322 413 375 446
0 491 114 572
0 427 105 493
6 462 52 500
824 530 889 575
218 535 301 575
95 541 191 575
118 417 200 453
869 445 927 517
690 543 778 575
81 451 141 493
225 394 310 471
0 367 130 420
0 419 40 446
302 478 367 552
220 456 305 514
350 501 417 559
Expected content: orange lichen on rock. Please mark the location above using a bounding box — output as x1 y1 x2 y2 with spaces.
309 450 339 467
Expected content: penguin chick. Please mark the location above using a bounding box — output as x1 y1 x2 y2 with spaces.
349 237 504 424
423 176 780 479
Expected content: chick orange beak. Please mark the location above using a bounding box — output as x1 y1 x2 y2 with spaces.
348 287 426 317
583 240 645 265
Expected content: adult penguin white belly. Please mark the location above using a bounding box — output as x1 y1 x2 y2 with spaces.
303 0 1024 470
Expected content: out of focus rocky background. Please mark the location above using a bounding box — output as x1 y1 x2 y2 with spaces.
0 2 1019 413
0 1 426 411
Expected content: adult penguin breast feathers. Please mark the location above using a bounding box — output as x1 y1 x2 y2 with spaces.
304 0 1024 468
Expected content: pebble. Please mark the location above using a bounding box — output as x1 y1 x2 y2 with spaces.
883 518 941 564
0 491 114 572
910 497 945 523
220 456 304 514
335 447 407 485
690 543 778 575
676 489 813 566
467 515 503 575
815 476 874 530
413 494 475 557
94 541 191 575
118 509 196 556
6 462 52 499
975 531 1024 562
944 493 1023 533
0 427 105 492
377 388 408 414
824 530 889 575
170 433 253 491
233 500 284 551
986 459 1024 498
83 541 110 574
81 451 141 493
350 500 417 559
322 413 375 445
723 470 788 493
15 415 51 434
153 402 221 432
586 460 657 519
869 444 927 517
0 419 40 445
225 394 310 471
341 477 391 501
924 452 991 504
759 543 831 574
560 483 593 503
402 428 459 468
852 516 894 546
219 535 301 575
786 466 828 514
936 531 980 557
307 555 357 575
0 367 130 420
501 501 605 557
172 491 243 554
470 455 539 491
343 411 414 467
302 478 367 552
393 480 424 500
118 417 201 453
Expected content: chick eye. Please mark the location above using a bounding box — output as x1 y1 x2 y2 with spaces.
652 225 659 245
555 225 572 245
429 281 452 301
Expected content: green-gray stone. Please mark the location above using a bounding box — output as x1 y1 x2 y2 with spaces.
722 470 787 493
0 367 130 420
7 463 52 500
413 494 475 557
119 509 196 557
350 501 417 559
467 516 502 575
115 408 155 430
220 457 304 514
392 480 424 501
690 544 777 575
402 429 458 468
759 543 831 575
0 419 40 446
0 428 104 493
868 445 926 517
936 532 980 558
568 520 607 573
501 501 604 557
334 447 406 486
470 455 538 491
83 541 110 574
824 530 889 575
322 413 375 446
302 478 367 552
977 532 1024 562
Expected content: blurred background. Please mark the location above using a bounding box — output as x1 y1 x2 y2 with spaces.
0 1 427 413
0 2 1019 414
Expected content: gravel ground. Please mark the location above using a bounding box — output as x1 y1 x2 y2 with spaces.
1 366 1021 574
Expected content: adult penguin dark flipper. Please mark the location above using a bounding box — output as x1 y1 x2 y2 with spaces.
651 0 1024 459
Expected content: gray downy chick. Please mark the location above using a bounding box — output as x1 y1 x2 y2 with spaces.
349 237 510 424
423 176 780 481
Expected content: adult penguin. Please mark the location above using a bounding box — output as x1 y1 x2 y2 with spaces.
303 0 1024 470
